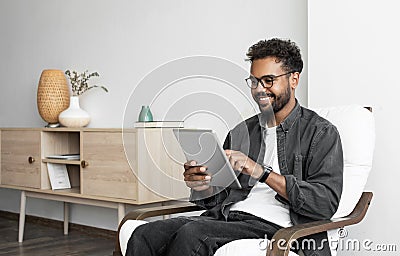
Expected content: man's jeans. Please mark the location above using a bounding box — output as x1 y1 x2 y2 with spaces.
126 211 282 256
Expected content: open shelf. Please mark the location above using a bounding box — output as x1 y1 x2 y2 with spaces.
42 159 81 165
45 187 81 194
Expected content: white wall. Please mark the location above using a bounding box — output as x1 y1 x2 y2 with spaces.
309 0 399 255
0 0 308 230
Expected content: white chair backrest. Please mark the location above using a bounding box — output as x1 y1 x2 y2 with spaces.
313 105 375 218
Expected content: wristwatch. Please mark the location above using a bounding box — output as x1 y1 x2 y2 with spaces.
258 164 273 183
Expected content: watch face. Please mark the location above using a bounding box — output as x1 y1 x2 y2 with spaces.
262 164 273 173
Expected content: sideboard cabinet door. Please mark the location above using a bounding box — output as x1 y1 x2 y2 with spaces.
1 130 43 188
81 131 137 200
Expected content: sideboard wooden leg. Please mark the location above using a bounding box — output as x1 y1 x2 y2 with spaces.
64 202 69 235
18 191 26 243
118 203 125 224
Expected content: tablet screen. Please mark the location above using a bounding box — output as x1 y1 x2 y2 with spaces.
173 129 242 189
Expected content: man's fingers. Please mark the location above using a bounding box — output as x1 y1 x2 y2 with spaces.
184 160 197 170
183 165 208 176
228 152 244 171
185 180 211 190
184 174 211 182
228 155 236 170
224 149 233 158
226 151 253 172
192 185 210 191
183 163 210 188
233 161 245 171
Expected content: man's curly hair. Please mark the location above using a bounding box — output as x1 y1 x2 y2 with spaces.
246 38 303 73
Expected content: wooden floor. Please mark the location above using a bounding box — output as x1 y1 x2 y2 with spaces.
0 215 115 256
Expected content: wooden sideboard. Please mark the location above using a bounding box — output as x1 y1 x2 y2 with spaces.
0 127 189 242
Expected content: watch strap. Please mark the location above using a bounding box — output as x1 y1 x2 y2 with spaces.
258 164 273 183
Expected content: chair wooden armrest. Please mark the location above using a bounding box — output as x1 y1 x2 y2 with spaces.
267 192 373 256
121 203 202 222
113 192 372 256
113 203 202 255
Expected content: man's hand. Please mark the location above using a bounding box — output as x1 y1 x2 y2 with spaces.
225 150 288 199
183 160 212 191
224 150 263 179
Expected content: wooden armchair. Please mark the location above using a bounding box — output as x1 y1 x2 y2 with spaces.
113 191 372 256
114 105 375 256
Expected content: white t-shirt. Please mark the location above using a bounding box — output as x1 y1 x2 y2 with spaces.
230 127 292 228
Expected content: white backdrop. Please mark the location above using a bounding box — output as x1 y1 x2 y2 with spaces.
0 0 308 230
309 0 399 255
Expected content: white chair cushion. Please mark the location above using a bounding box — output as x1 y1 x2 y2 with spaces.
120 220 148 256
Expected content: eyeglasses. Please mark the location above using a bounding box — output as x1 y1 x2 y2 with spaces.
245 71 294 89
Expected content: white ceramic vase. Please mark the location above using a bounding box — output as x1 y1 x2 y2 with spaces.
58 96 91 127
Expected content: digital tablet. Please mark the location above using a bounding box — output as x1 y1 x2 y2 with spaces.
172 129 242 189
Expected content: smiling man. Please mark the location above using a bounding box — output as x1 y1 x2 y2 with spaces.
126 38 343 256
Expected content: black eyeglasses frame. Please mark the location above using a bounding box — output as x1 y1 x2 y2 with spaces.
245 71 295 89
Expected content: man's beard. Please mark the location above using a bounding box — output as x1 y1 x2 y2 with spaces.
258 81 291 114
271 81 291 113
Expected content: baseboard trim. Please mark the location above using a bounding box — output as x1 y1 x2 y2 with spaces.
0 210 116 240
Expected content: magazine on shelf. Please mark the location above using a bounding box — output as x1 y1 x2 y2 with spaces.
46 154 80 160
134 121 184 128
47 163 71 190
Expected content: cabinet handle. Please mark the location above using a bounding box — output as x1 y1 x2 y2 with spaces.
81 160 89 168
28 156 35 164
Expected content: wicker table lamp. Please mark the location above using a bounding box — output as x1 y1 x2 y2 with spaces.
37 69 70 127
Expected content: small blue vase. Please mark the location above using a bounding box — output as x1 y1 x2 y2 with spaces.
138 105 153 122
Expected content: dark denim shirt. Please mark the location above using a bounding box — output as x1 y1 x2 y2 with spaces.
190 101 343 255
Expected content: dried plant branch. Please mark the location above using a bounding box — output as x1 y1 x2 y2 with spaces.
65 70 108 96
